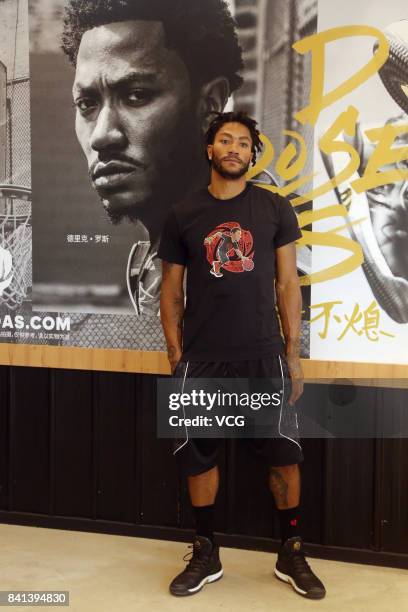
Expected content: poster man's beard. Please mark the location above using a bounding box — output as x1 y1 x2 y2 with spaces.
97 120 206 226
211 157 250 179
102 199 141 225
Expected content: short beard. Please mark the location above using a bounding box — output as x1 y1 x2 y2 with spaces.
211 157 250 180
102 199 140 225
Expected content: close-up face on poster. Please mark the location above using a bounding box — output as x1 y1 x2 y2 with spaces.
0 0 407 369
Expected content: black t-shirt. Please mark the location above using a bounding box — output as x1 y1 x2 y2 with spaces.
158 182 302 361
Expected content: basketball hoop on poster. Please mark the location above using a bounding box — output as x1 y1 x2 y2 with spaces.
0 185 32 310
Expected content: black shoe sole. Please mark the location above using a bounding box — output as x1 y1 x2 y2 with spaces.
274 568 326 600
169 568 224 597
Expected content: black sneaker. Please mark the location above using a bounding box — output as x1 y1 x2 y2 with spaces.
169 536 223 597
275 536 326 599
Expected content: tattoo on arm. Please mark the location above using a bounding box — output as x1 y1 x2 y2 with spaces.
173 295 184 325
161 261 185 356
167 345 178 360
286 337 300 360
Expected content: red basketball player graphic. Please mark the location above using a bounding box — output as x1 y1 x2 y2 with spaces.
203 222 255 277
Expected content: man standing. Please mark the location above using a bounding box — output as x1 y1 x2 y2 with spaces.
61 0 243 315
159 111 326 599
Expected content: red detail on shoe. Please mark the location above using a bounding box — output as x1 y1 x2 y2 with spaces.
290 519 298 526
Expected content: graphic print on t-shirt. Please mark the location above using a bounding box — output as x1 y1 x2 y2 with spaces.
203 222 254 278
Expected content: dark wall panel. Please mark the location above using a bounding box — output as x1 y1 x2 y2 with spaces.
9 367 50 513
303 384 378 549
380 439 408 553
53 370 93 518
378 383 408 555
138 375 180 528
95 372 137 523
324 438 375 549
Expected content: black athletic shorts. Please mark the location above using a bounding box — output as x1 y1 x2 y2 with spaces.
171 355 304 477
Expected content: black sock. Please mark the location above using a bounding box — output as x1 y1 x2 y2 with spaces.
277 506 301 544
193 504 215 543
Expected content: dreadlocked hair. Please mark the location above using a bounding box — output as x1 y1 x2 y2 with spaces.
205 111 263 166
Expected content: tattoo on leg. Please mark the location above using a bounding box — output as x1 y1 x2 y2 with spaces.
269 468 289 507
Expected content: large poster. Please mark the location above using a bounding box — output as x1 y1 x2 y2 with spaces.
310 0 408 364
0 0 406 368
